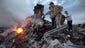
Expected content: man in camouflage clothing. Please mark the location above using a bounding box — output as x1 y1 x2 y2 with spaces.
49 2 63 28
44 2 63 28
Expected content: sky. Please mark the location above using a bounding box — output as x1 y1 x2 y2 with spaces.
0 0 85 27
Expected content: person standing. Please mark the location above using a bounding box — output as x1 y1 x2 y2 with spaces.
65 11 73 31
49 2 63 28
44 2 63 28
43 6 56 29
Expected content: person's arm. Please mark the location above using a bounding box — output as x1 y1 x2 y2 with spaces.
65 15 69 18
43 11 50 16
42 11 50 20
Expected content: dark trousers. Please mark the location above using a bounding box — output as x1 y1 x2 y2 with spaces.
67 20 72 31
51 18 56 29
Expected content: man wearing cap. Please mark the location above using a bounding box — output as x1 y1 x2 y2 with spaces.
65 11 73 31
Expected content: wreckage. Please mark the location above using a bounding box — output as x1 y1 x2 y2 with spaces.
0 4 85 48
0 21 85 48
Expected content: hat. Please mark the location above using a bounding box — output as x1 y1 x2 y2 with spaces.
49 2 54 5
65 11 68 14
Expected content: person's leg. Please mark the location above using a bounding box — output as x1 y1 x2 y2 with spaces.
56 16 59 28
52 18 56 29
52 18 54 29
59 15 61 27
54 18 56 28
69 20 72 30
67 21 70 31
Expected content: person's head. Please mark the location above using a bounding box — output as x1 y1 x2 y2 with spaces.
49 2 55 7
65 11 68 15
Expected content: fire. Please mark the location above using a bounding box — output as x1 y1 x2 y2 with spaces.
12 16 32 34
13 27 24 34
16 28 24 34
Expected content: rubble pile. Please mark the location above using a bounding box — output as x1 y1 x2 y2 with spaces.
0 21 85 48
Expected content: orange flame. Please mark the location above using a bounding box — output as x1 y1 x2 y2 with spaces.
13 26 24 34
16 28 24 34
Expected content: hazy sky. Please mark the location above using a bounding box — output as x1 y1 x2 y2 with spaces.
0 0 85 27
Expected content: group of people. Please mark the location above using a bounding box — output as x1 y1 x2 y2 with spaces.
32 2 72 31
42 2 72 31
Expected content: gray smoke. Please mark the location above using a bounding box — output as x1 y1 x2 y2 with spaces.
0 0 85 27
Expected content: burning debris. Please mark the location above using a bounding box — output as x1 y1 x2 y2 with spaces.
14 27 24 34
0 21 85 48
0 2 85 48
